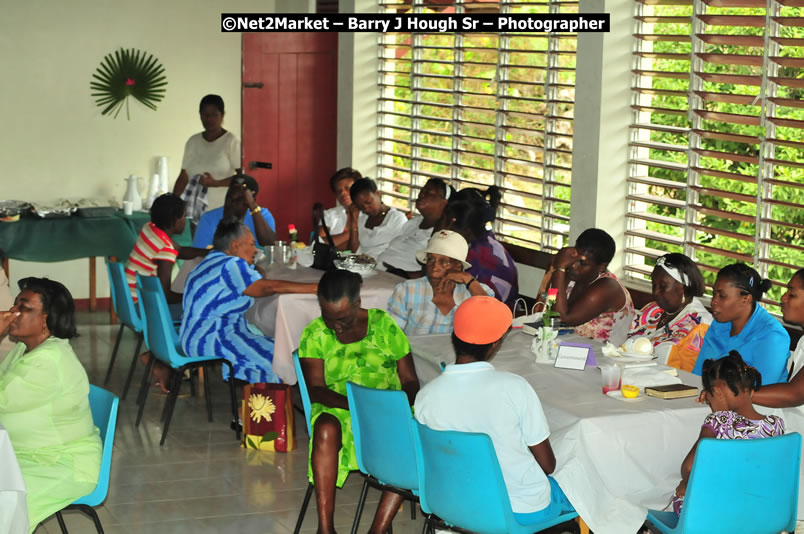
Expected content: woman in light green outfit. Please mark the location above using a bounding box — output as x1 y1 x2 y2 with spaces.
299 269 419 534
0 278 101 532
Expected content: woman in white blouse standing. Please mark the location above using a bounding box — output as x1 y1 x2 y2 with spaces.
347 178 407 259
172 94 242 211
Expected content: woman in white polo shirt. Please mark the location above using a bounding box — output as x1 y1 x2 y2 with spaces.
172 94 242 211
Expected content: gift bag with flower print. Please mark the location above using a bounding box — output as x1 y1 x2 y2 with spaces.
241 383 296 452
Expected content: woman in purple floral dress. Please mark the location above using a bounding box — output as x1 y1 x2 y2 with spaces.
672 351 784 514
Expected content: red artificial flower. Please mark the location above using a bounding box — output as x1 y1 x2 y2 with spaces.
125 78 136 86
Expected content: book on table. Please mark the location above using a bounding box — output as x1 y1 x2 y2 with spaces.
644 384 699 399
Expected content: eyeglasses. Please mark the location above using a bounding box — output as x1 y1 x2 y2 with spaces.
424 255 457 268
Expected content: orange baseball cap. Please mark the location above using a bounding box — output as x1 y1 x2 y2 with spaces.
453 296 513 344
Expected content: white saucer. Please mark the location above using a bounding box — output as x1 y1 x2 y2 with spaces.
605 389 645 402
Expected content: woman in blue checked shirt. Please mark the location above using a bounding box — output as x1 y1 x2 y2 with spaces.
387 230 494 336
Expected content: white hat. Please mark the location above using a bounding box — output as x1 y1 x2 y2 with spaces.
416 230 471 269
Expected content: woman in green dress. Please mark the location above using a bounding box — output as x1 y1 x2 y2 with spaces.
0 278 101 532
299 269 419 534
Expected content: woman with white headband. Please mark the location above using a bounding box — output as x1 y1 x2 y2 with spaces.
627 253 712 371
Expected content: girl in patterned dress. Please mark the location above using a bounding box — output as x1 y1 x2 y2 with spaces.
672 351 785 515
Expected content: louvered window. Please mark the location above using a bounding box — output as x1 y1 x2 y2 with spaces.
377 0 577 252
629 0 804 307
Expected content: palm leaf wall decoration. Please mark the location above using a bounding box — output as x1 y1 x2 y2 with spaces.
90 48 167 119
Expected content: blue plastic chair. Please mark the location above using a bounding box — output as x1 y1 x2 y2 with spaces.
292 351 314 534
413 421 578 534
103 261 145 400
53 385 119 533
346 382 419 534
134 275 239 446
645 433 802 534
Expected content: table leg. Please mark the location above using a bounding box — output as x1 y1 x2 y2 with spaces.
89 257 97 312
2 258 7 278
108 256 117 324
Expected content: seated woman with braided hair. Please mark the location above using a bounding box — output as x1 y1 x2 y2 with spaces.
440 186 519 309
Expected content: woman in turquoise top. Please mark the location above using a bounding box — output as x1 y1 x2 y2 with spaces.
691 264 791 384
0 278 101 532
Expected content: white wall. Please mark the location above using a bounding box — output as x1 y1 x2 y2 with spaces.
337 0 380 177
569 0 634 277
1 0 272 298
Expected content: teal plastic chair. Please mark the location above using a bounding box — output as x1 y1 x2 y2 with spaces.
645 433 801 534
346 382 419 534
292 351 314 534
104 261 145 400
53 385 119 533
134 275 239 446
413 421 578 534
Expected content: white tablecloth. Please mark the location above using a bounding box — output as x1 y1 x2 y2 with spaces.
409 331 710 534
0 424 28 534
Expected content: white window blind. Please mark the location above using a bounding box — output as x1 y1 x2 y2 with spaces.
377 0 577 252
629 0 804 307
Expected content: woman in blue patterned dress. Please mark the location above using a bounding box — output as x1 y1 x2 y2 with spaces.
180 217 317 382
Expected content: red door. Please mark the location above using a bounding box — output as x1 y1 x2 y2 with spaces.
242 33 338 242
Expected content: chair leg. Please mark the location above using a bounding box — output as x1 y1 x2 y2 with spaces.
159 369 184 446
55 511 68 534
77 504 105 534
103 324 125 386
203 364 213 423
294 482 314 534
120 333 143 401
135 354 156 426
350 476 370 534
223 361 240 440
420 515 429 534
188 368 196 397
160 368 177 423
410 500 416 520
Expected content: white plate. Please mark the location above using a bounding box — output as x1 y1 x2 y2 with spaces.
339 266 377 277
606 389 645 402
617 350 656 361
